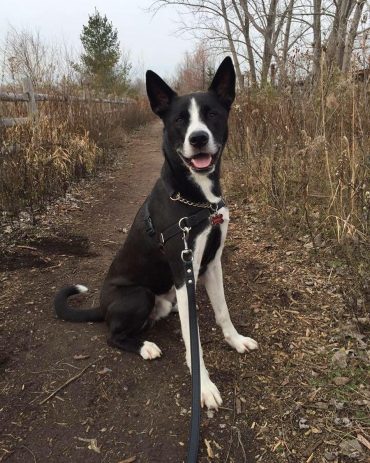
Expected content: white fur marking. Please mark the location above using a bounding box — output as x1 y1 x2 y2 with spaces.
191 171 221 203
183 98 218 160
76 285 88 293
201 376 223 410
181 98 222 202
203 206 259 354
151 287 176 320
226 334 259 353
140 341 162 360
152 296 173 320
175 225 222 410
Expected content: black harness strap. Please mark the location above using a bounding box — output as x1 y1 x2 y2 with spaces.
144 199 226 247
144 203 156 237
160 209 211 245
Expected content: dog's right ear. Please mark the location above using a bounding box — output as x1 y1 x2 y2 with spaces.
146 71 177 117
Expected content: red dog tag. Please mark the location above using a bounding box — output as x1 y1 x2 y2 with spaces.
211 213 224 225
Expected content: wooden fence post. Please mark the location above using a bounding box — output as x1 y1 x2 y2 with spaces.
22 76 38 121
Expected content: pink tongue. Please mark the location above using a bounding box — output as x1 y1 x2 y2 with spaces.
191 154 212 169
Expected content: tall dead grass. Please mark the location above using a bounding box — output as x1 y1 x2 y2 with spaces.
0 93 153 217
226 76 370 249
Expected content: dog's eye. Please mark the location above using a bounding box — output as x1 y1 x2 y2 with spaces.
175 116 184 123
208 111 217 118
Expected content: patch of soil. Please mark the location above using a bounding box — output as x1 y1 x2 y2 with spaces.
30 233 92 256
0 249 52 271
0 233 94 272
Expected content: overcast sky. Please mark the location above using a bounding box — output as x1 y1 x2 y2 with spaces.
0 0 197 78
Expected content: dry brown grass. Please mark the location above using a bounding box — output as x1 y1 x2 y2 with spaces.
226 77 370 249
0 92 153 217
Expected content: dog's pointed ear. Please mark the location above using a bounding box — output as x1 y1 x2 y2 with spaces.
146 70 177 117
208 57 236 110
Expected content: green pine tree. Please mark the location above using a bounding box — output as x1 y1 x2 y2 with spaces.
78 9 130 95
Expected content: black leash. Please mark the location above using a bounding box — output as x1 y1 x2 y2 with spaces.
180 223 201 463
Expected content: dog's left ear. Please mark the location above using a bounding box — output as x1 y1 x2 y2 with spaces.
146 70 177 117
208 57 236 110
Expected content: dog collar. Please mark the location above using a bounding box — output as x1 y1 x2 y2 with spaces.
161 175 225 212
170 191 225 212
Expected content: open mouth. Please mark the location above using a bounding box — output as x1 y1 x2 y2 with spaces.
182 152 217 172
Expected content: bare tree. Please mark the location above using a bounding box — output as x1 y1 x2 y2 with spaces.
325 0 362 71
151 0 370 87
1 27 58 87
174 42 216 92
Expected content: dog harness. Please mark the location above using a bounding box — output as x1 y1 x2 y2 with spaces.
144 195 225 246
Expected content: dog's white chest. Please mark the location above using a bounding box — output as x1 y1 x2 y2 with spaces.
192 207 229 279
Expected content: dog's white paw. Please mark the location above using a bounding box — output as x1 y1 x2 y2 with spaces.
140 341 162 360
226 334 258 353
201 379 222 410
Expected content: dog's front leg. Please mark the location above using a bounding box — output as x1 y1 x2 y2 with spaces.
176 284 222 410
204 259 258 353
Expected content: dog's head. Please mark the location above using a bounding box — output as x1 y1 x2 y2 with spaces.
146 57 235 175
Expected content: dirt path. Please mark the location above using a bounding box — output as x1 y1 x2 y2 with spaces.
1 121 369 463
0 122 257 463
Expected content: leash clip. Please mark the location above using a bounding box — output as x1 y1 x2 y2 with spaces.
179 217 193 262
181 248 193 262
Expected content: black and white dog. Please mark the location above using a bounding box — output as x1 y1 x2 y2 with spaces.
54 57 257 410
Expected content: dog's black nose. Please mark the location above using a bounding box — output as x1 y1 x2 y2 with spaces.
189 131 209 148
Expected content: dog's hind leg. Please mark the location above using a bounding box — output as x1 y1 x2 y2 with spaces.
152 286 176 320
106 286 162 360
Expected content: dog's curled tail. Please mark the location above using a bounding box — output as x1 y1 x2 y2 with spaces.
54 285 104 322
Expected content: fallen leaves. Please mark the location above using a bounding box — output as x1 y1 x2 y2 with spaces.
331 349 348 368
357 434 370 451
117 457 136 463
204 439 214 458
97 367 112 375
332 376 351 386
77 437 101 454
73 354 90 360
339 438 364 459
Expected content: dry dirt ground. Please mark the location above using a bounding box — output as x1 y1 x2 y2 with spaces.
0 121 369 463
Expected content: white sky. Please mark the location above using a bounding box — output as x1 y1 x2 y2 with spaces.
0 0 197 79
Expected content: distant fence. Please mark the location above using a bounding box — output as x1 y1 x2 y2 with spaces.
0 77 134 127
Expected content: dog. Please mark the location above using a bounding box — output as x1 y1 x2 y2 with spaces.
54 57 258 410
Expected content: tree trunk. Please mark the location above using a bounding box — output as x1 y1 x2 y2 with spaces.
280 0 294 86
312 0 322 82
261 0 278 86
335 0 356 69
326 0 356 71
232 0 257 86
220 0 244 88
342 0 365 73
